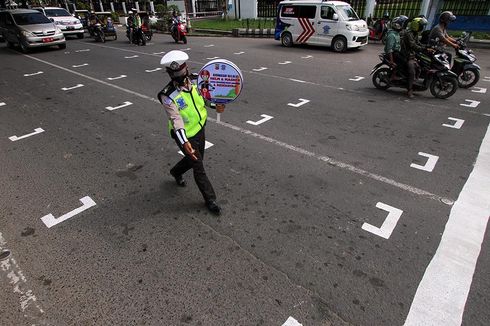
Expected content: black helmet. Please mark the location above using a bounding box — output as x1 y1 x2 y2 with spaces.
383 11 390 19
392 15 409 31
439 11 456 24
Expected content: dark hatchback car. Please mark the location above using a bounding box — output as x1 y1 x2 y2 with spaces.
0 9 65 52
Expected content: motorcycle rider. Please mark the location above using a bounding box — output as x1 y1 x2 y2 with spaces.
170 10 180 36
134 12 146 46
126 10 134 43
401 16 428 98
429 11 458 62
88 10 100 36
384 15 408 80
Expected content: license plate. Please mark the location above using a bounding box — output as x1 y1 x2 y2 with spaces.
42 37 54 43
66 26 74 30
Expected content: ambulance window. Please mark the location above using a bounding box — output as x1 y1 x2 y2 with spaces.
321 6 336 20
281 5 297 18
299 6 316 19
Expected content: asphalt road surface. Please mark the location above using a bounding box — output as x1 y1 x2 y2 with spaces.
1 29 489 326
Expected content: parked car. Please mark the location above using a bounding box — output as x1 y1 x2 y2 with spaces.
32 6 84 39
0 9 66 53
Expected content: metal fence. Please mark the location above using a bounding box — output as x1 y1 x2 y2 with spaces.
441 0 490 15
196 0 219 12
345 0 367 19
257 0 279 18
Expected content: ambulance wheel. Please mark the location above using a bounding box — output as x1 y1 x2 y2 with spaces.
332 36 347 52
281 32 293 47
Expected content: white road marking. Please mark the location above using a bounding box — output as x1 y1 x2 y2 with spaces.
145 68 162 73
282 316 303 326
234 51 245 55
404 123 490 326
181 47 191 51
246 114 273 126
301 55 313 59
362 202 403 239
252 67 268 72
152 51 166 55
124 55 139 59
482 76 490 82
107 74 127 80
278 61 292 65
442 117 464 129
206 56 219 60
75 49 90 52
0 102 5 107
0 232 45 319
23 71 43 77
24 54 455 205
410 152 439 172
460 99 480 108
105 101 132 111
288 98 310 108
72 63 88 68
61 84 84 91
289 78 307 83
471 87 487 94
9 128 44 141
349 76 365 81
41 196 96 228
204 44 214 47
178 141 213 156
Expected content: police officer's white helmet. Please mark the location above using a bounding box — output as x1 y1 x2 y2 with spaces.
160 50 189 80
128 10 133 14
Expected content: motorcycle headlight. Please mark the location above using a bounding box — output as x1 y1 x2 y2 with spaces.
21 30 34 37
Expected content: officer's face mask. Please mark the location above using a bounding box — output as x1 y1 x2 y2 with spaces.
168 66 189 86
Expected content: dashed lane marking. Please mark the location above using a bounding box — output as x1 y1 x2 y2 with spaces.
410 152 439 172
246 114 273 126
460 99 480 108
23 71 43 77
72 63 88 68
124 55 139 59
107 75 127 80
349 76 365 81
234 51 245 55
41 196 96 228
278 61 292 65
75 49 90 52
288 98 310 108
105 101 132 111
61 84 84 91
145 68 162 73
471 87 487 94
442 117 464 129
0 102 5 107
252 67 268 72
23 54 455 205
282 316 302 326
8 128 44 141
362 202 403 239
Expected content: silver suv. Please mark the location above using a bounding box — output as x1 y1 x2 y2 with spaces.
0 9 66 52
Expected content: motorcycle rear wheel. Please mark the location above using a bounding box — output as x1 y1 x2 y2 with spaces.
430 75 458 99
458 68 480 88
372 68 391 90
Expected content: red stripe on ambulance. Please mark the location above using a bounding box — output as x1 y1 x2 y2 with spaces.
296 17 315 43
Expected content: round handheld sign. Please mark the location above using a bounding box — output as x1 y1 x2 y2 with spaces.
197 59 244 104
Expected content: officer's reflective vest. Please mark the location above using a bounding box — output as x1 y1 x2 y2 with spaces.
168 85 207 138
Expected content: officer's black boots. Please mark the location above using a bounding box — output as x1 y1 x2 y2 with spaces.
206 200 221 216
170 170 186 187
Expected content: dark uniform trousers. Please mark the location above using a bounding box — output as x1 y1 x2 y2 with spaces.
170 126 216 203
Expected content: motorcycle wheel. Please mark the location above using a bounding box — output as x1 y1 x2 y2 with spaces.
372 68 391 90
146 34 152 41
458 68 480 88
182 35 187 44
430 75 458 99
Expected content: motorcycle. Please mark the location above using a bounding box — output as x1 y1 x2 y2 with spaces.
93 23 105 43
170 19 187 44
371 48 458 99
126 26 146 45
453 32 480 88
368 17 389 41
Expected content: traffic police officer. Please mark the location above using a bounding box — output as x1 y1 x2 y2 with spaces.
157 50 224 215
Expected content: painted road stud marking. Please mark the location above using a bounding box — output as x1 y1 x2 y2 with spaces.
282 316 303 326
206 56 219 60
204 44 214 47
471 87 487 94
301 55 313 59
252 67 268 72
349 76 365 81
145 68 162 73
410 152 439 172
105 101 132 111
124 55 139 59
246 114 273 126
178 141 213 156
41 196 96 228
61 84 84 91
460 99 480 108
75 49 90 52
107 75 127 80
362 202 403 239
288 98 310 108
442 117 464 129
24 71 43 77
72 63 88 68
153 51 166 55
9 128 44 141
278 61 292 65
234 51 245 55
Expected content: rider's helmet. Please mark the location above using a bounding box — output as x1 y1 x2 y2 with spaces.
128 10 133 15
391 15 408 31
409 17 428 33
160 50 189 85
383 11 390 20
439 11 456 25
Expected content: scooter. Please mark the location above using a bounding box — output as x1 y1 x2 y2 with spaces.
453 32 480 88
141 23 153 41
368 17 388 41
371 48 458 99
93 23 105 43
170 20 187 44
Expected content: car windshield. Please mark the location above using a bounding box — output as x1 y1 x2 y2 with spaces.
13 12 52 25
336 5 359 21
44 8 71 17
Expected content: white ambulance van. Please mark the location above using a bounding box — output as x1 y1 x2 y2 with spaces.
274 0 369 52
